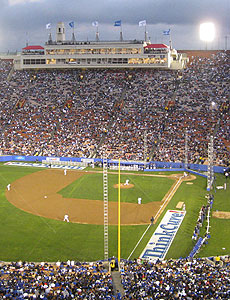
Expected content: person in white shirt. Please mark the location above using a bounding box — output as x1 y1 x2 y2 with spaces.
63 214 69 222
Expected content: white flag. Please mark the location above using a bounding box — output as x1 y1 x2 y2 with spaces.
139 20 146 27
92 21 99 27
46 23 51 30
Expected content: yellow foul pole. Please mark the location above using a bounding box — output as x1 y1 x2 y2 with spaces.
118 158 121 263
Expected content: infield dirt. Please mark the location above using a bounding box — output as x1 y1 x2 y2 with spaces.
213 211 230 219
5 169 195 225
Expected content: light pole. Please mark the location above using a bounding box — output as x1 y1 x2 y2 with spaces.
224 169 229 190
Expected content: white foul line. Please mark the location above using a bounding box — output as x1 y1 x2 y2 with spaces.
154 177 182 221
127 224 151 260
127 176 182 260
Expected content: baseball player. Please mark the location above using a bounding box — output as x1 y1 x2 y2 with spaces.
63 214 69 222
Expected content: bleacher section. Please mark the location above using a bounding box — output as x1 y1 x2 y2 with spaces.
0 54 229 165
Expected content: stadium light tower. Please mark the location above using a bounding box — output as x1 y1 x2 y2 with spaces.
103 155 109 261
207 136 214 192
200 22 215 50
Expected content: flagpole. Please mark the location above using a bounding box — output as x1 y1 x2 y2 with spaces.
145 24 147 42
118 158 121 265
48 27 52 43
120 24 123 41
96 25 99 42
71 22 76 42
169 31 172 49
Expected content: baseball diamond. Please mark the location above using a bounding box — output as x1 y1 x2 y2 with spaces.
5 169 196 225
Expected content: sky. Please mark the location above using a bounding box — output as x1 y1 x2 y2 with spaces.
0 0 229 52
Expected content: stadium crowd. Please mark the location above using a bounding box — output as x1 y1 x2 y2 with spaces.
1 257 230 299
0 51 229 165
120 257 230 299
0 261 114 299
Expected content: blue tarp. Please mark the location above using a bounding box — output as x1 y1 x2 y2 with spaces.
184 169 207 178
189 237 204 258
144 168 186 172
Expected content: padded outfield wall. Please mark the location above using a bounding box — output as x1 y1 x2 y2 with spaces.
0 155 226 174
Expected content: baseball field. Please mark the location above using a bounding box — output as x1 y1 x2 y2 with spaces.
0 163 229 262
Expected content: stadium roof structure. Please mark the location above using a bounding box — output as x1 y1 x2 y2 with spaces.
22 45 44 50
14 23 188 71
144 44 168 49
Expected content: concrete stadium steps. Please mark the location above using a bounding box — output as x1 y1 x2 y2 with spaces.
111 271 125 298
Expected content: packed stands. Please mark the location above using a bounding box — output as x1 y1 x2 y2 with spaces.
1 257 230 299
0 52 229 165
120 257 230 299
0 261 114 299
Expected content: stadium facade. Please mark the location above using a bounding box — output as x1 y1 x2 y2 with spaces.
13 22 188 70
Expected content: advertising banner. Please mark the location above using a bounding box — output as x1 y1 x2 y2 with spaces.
140 210 186 261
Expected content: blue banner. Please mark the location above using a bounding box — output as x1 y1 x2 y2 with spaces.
114 20 121 27
163 29 170 35
69 21 74 28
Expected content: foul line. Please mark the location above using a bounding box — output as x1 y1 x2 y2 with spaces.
127 176 183 260
127 224 151 260
154 176 182 222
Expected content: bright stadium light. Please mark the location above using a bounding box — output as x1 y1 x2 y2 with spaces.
200 22 215 42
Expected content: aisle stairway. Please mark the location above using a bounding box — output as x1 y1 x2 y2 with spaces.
111 270 125 298
7 65 14 81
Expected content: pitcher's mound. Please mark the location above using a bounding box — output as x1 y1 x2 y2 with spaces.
113 183 134 189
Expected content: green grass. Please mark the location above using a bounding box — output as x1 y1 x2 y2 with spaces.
58 173 174 204
0 165 170 261
129 173 230 260
165 176 208 259
197 175 230 258
0 164 230 261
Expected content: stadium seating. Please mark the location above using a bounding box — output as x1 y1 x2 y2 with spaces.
0 52 229 165
1 257 230 299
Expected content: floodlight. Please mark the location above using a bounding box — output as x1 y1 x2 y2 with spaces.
200 22 215 42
